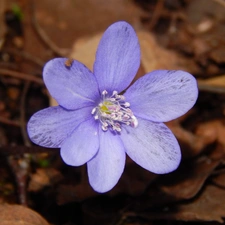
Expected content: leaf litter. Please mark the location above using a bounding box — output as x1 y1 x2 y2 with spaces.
1 0 225 224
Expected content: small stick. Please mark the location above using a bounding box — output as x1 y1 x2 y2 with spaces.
4 48 45 67
8 155 30 206
0 69 43 84
20 82 32 147
0 116 20 126
0 146 59 156
198 83 225 94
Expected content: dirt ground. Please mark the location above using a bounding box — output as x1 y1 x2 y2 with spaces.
1 0 225 224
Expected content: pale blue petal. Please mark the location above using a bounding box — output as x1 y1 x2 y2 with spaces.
120 117 181 174
94 21 140 94
60 119 99 166
87 129 125 193
27 106 93 148
125 70 198 122
43 58 100 110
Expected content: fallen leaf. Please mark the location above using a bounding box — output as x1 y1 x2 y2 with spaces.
28 167 63 192
134 185 225 223
196 120 225 148
136 155 220 210
163 185 225 223
137 31 192 75
211 173 225 188
166 119 216 158
0 204 49 225
158 156 219 200
35 0 143 48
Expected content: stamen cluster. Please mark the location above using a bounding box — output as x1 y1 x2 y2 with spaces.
92 90 138 132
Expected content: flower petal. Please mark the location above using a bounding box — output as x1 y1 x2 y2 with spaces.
60 118 99 166
125 70 198 122
94 21 140 94
43 58 100 110
27 106 93 148
87 129 125 193
120 117 181 174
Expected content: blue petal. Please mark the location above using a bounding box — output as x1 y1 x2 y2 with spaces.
60 118 99 166
27 106 93 148
87 129 125 193
125 70 198 122
94 21 140 94
43 58 100 110
120 117 181 174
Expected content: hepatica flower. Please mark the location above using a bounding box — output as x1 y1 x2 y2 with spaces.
27 21 198 193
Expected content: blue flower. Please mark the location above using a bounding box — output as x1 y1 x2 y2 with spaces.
27 21 198 193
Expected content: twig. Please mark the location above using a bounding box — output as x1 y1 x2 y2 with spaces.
0 69 43 84
8 155 30 206
0 146 59 156
0 0 6 50
0 127 7 146
14 82 32 205
0 116 20 126
197 75 225 94
31 0 70 57
20 82 31 147
4 48 45 68
198 82 225 94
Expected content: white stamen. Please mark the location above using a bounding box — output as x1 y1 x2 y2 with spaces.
124 102 130 107
131 116 138 128
102 125 108 131
112 91 118 96
91 90 138 132
102 90 108 95
91 108 96 114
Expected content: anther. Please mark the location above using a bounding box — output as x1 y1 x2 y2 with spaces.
91 108 96 114
91 90 138 132
102 90 108 95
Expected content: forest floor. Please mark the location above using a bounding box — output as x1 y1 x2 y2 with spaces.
1 0 225 224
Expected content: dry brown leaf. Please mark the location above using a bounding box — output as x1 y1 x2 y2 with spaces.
198 75 225 88
196 120 225 148
158 157 219 199
138 185 225 223
35 0 143 48
211 173 225 188
137 31 191 74
0 204 49 225
139 155 220 210
210 48 225 64
166 119 216 158
172 185 225 223
28 168 63 192
167 119 225 159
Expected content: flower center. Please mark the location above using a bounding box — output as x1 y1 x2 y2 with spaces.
92 90 138 132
